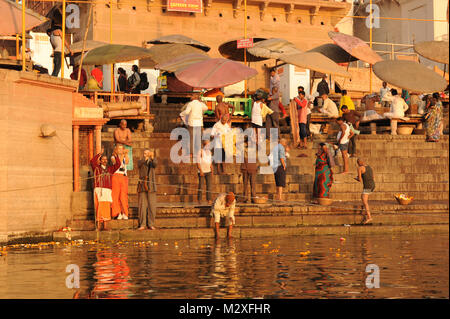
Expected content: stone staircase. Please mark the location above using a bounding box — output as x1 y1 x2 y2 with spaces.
69 131 449 230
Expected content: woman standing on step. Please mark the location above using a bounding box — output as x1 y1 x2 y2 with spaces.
425 92 443 142
355 158 375 224
111 145 130 220
313 143 334 200
90 147 121 230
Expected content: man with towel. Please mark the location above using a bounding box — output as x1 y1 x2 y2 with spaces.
90 147 121 230
114 120 133 171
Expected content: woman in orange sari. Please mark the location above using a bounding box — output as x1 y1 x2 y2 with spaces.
90 148 121 230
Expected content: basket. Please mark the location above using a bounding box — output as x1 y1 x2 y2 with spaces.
395 197 413 205
397 126 414 135
253 197 268 204
318 198 333 206
394 194 414 205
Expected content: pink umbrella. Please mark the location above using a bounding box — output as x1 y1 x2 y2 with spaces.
0 0 47 36
175 58 258 88
328 31 382 65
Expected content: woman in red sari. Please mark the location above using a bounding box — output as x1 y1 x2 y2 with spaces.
90 148 121 230
313 143 334 199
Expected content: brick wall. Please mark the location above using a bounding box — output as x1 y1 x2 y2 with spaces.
0 70 77 238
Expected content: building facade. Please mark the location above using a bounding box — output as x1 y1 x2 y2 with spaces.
353 0 449 66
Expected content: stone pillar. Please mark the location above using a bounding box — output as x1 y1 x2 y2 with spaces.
73 125 80 192
88 129 94 160
95 125 102 154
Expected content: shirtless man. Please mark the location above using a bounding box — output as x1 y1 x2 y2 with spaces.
114 120 132 146
114 120 133 170
214 95 235 124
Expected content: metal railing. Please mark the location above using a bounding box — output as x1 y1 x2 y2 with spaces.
201 97 253 117
81 91 151 117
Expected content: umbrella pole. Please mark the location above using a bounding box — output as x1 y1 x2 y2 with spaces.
110 0 115 94
443 63 447 78
21 0 26 72
342 58 351 88
62 0 66 78
310 71 315 96
16 0 19 60
244 0 247 98
76 5 93 93
369 0 373 94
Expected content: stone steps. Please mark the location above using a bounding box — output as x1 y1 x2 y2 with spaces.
82 132 450 217
67 200 449 231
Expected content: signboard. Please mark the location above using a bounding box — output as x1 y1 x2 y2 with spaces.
237 38 254 49
74 107 104 119
167 0 203 13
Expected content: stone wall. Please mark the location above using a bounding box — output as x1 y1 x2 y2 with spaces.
0 70 77 240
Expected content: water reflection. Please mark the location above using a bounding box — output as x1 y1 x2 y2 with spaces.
0 233 448 299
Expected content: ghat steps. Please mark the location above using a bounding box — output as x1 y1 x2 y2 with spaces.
70 133 449 229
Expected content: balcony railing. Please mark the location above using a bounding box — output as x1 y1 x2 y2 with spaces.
80 91 151 119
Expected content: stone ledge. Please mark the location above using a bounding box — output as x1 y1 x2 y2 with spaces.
47 223 449 243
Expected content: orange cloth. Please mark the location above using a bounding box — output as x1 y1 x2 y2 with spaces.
94 192 111 222
111 174 129 217
91 68 103 88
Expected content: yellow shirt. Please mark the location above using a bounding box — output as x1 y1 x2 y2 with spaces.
86 78 101 91
261 103 274 120
339 95 355 115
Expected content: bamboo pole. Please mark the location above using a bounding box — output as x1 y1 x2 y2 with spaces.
61 0 66 78
110 0 114 94
16 0 19 59
369 0 373 94
244 0 247 98
21 0 26 71
76 4 94 93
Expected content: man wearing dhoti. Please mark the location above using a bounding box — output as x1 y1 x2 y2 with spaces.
90 148 121 230
114 120 133 171
211 192 236 239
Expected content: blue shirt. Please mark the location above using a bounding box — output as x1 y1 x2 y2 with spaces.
270 143 286 172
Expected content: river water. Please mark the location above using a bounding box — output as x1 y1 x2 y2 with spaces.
0 233 448 299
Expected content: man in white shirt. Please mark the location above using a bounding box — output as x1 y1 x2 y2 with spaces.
211 192 236 239
211 114 232 174
379 82 391 108
197 140 213 204
383 89 409 135
180 93 208 159
320 93 339 118
269 69 280 93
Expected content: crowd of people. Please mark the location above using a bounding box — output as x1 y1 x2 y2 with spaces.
86 67 446 234
90 120 157 231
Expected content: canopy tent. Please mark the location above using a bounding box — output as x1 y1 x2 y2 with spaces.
140 43 208 69
218 38 268 62
373 60 448 93
278 51 351 78
175 58 258 89
82 44 156 65
247 38 301 60
328 31 382 65
70 40 109 54
155 53 210 73
414 41 449 65
147 34 210 52
0 0 48 36
307 43 358 64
